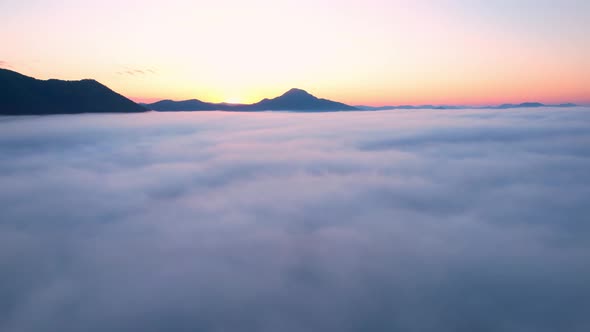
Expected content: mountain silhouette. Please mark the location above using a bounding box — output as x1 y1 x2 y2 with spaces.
496 102 545 109
357 102 578 111
0 69 146 115
148 99 223 111
146 88 357 112
2 68 578 114
356 105 464 111
247 88 357 111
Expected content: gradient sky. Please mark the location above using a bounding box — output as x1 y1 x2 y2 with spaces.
1 0 589 106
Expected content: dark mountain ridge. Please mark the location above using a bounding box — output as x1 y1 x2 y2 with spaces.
148 99 223 111
0 69 146 115
246 88 357 111
356 102 578 111
1 69 580 114
147 88 357 112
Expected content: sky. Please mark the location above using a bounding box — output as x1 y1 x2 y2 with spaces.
1 107 590 331
0 0 589 105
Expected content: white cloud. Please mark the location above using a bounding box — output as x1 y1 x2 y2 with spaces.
1 108 590 331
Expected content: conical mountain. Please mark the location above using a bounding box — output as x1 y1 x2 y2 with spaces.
249 88 357 111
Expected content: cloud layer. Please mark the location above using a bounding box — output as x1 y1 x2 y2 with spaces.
1 108 590 332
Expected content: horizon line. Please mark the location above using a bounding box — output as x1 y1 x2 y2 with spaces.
2 67 588 108
131 95 587 109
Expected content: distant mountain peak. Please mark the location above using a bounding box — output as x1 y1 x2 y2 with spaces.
250 88 355 111
282 88 314 98
146 88 356 112
285 88 307 93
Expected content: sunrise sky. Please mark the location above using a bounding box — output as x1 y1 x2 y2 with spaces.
1 0 588 106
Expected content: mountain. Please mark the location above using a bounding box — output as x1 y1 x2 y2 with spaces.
148 99 222 111
493 102 578 109
145 88 357 112
356 105 464 111
0 69 146 115
246 88 357 111
496 102 545 109
357 102 578 111
553 103 577 108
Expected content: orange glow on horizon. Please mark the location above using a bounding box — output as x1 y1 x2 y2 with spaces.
2 1 588 107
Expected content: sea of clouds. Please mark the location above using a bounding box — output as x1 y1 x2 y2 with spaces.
1 108 589 332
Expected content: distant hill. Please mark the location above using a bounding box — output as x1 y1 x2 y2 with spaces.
494 102 579 109
0 69 146 115
555 103 578 108
356 105 465 111
148 99 223 112
357 102 578 111
496 102 545 109
146 88 357 112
